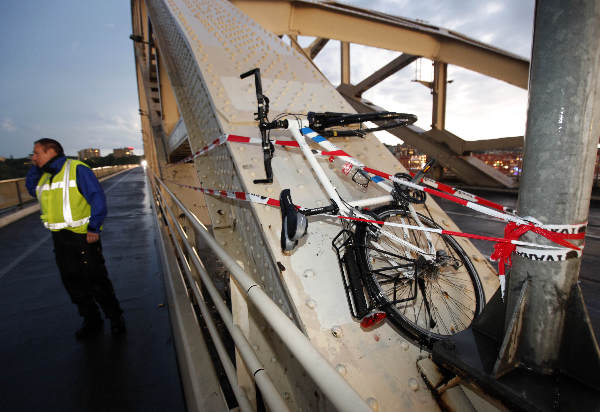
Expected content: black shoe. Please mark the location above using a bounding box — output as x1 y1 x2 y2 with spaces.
110 315 126 335
75 318 103 340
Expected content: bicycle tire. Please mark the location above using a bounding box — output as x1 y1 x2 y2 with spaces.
308 111 417 130
355 205 485 346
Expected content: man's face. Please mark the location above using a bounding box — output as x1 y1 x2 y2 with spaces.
32 144 57 168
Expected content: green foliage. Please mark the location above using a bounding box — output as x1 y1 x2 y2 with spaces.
82 154 143 168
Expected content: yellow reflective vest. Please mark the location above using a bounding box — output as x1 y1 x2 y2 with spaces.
36 159 91 234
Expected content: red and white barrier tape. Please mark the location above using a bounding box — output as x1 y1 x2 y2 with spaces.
413 175 516 214
164 176 583 298
165 129 586 297
172 134 228 165
171 131 516 220
339 215 584 296
165 180 581 248
166 180 281 207
171 133 349 165
300 127 396 193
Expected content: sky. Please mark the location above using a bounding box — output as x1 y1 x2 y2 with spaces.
0 1 140 158
0 0 534 158
303 0 535 144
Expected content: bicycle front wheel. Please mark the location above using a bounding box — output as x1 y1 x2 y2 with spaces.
355 206 485 346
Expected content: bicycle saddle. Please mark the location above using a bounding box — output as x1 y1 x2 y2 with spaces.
280 189 308 252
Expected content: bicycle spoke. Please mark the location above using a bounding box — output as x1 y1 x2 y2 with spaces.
359 206 483 346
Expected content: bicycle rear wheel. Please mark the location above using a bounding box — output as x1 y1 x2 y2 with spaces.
355 206 484 346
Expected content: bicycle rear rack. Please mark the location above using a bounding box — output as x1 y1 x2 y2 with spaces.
333 226 421 322
332 229 375 320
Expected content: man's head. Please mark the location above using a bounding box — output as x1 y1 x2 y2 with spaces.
32 138 64 168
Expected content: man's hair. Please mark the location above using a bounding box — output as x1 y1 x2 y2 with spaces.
35 138 64 156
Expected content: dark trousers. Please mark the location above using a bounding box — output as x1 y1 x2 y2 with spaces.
52 229 123 320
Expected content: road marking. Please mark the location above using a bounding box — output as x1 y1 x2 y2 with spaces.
103 168 135 193
0 233 51 281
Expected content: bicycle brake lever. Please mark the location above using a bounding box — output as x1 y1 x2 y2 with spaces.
253 131 274 184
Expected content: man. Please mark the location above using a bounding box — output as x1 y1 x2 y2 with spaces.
26 138 125 339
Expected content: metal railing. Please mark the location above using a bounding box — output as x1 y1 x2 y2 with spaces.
0 178 33 210
148 170 371 412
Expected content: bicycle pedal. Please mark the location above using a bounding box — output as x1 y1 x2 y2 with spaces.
280 189 308 252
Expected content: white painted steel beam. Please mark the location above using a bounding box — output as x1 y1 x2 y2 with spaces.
132 0 501 410
305 37 329 59
231 0 529 89
351 53 419 97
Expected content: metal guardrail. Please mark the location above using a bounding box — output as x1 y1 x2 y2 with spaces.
0 165 137 212
0 178 33 210
149 170 371 412
91 165 137 179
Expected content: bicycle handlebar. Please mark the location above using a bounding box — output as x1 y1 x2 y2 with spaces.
240 66 417 183
240 68 263 99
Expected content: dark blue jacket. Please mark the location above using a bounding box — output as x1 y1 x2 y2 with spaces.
25 156 107 233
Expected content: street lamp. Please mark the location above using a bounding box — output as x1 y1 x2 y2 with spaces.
129 34 151 45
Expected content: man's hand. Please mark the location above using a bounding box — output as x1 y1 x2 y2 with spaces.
87 232 100 243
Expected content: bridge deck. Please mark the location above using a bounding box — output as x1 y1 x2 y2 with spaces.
0 167 185 412
0 168 598 411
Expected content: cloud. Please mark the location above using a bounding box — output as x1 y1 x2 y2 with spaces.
484 3 504 15
310 0 534 141
2 118 17 132
95 110 141 136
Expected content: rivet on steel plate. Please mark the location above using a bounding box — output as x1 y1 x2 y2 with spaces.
335 364 347 376
408 377 419 391
306 299 316 309
401 342 409 351
366 397 379 412
303 269 315 278
330 326 342 338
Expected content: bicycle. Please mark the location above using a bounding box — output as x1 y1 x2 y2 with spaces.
241 68 485 347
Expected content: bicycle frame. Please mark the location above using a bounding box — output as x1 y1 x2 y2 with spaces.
285 118 436 258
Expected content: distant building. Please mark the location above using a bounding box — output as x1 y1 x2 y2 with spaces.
113 147 134 158
471 150 523 177
388 144 428 172
78 148 100 160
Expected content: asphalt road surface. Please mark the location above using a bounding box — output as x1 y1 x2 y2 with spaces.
0 167 185 412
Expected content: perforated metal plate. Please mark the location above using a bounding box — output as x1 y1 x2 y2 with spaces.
143 0 498 409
